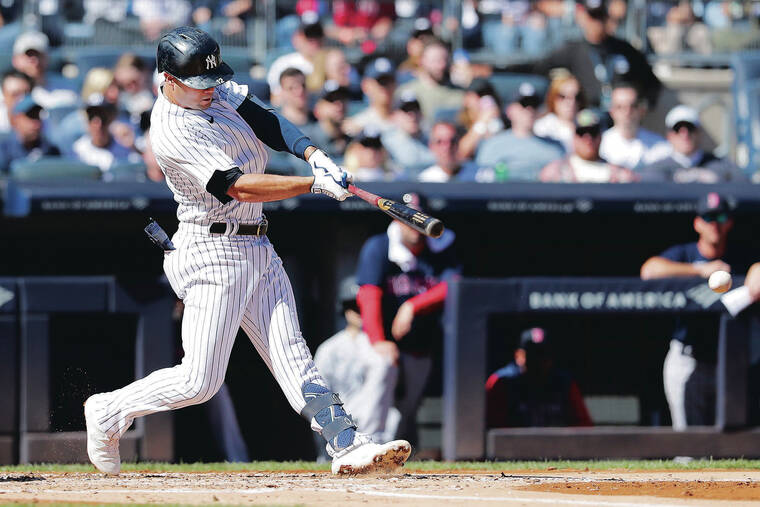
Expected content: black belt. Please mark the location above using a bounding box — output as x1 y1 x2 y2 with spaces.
209 221 268 235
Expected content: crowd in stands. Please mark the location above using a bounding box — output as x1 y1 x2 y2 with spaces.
0 0 755 183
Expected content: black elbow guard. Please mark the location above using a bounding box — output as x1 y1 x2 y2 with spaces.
206 167 244 203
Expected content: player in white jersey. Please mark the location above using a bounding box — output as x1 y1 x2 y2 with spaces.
83 26 411 475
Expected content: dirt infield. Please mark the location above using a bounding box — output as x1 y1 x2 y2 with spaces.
2 470 760 506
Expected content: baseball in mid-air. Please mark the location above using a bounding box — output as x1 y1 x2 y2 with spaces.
708 270 732 293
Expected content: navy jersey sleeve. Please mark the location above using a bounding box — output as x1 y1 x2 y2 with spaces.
236 95 312 159
356 235 388 286
659 244 689 262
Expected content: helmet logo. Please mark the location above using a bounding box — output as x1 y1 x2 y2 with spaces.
206 55 217 70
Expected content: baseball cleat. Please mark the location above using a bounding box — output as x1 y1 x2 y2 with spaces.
84 394 121 475
331 439 411 475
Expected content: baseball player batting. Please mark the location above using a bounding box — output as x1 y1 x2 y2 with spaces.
83 26 410 475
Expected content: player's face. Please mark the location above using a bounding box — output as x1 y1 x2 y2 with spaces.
166 75 215 110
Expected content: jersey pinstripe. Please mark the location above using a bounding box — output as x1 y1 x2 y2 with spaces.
88 79 332 444
149 80 269 225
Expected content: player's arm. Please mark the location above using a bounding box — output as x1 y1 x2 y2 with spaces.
640 256 729 280
236 95 313 159
225 173 313 202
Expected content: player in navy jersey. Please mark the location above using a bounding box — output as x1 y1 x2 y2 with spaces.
355 193 461 447
641 192 758 429
83 26 410 476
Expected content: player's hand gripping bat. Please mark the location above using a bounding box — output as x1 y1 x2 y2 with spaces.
348 184 444 238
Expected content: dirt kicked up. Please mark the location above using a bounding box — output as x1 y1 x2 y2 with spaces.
1 470 760 506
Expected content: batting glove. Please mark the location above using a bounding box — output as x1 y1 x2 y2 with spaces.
309 149 352 201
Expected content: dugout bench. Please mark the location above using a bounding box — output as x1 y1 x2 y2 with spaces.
0 276 174 464
442 277 760 461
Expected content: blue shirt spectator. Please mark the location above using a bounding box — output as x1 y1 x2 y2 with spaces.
0 95 60 174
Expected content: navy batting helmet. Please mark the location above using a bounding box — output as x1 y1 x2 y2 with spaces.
157 26 234 89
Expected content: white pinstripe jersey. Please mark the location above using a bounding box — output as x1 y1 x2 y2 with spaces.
149 80 269 225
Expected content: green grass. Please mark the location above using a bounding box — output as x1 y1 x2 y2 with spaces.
2 458 760 474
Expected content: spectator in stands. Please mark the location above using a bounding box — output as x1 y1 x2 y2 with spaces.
275 68 314 129
323 48 362 101
113 54 155 121
418 122 466 182
0 95 60 175
326 0 395 47
599 82 666 170
356 192 460 447
344 127 399 182
398 17 435 82
72 97 140 173
481 1 550 55
267 13 327 98
505 0 662 110
55 68 124 156
11 31 77 109
648 2 712 55
457 77 506 161
533 71 585 153
640 193 758 430
396 38 465 123
486 327 593 428
313 277 399 457
301 80 352 162
540 109 636 182
344 57 397 135
192 0 253 38
470 82 564 182
132 0 192 41
381 91 435 177
640 105 746 183
0 70 33 134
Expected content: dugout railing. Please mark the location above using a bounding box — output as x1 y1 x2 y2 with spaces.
442 277 760 461
0 276 175 464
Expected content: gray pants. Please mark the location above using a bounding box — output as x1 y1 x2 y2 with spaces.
663 339 716 430
395 352 433 447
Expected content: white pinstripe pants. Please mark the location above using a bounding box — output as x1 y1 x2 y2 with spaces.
92 229 326 439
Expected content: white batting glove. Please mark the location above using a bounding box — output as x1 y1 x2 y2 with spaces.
309 149 352 201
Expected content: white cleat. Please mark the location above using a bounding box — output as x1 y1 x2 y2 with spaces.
331 439 411 475
84 394 121 475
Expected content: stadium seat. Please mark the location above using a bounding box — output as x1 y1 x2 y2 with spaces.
69 46 157 77
46 104 80 127
488 73 549 105
104 161 148 183
10 157 101 181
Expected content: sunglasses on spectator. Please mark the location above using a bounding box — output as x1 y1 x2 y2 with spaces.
24 49 43 58
376 75 396 87
700 213 730 224
575 125 600 137
359 138 383 149
432 136 455 145
557 92 579 102
400 102 421 113
518 97 541 109
672 121 697 133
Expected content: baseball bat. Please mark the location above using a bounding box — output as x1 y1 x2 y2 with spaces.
348 184 444 238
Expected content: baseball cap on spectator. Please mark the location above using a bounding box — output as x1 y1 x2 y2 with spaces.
519 327 549 348
395 89 421 112
512 82 541 108
412 17 434 38
665 105 700 131
336 276 360 312
12 94 42 116
696 192 733 221
468 77 497 97
84 92 116 120
319 80 350 102
356 125 383 149
364 57 395 82
574 109 602 136
300 11 324 39
578 0 608 20
13 31 49 55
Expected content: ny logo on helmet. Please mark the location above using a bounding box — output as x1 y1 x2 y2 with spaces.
206 55 217 70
